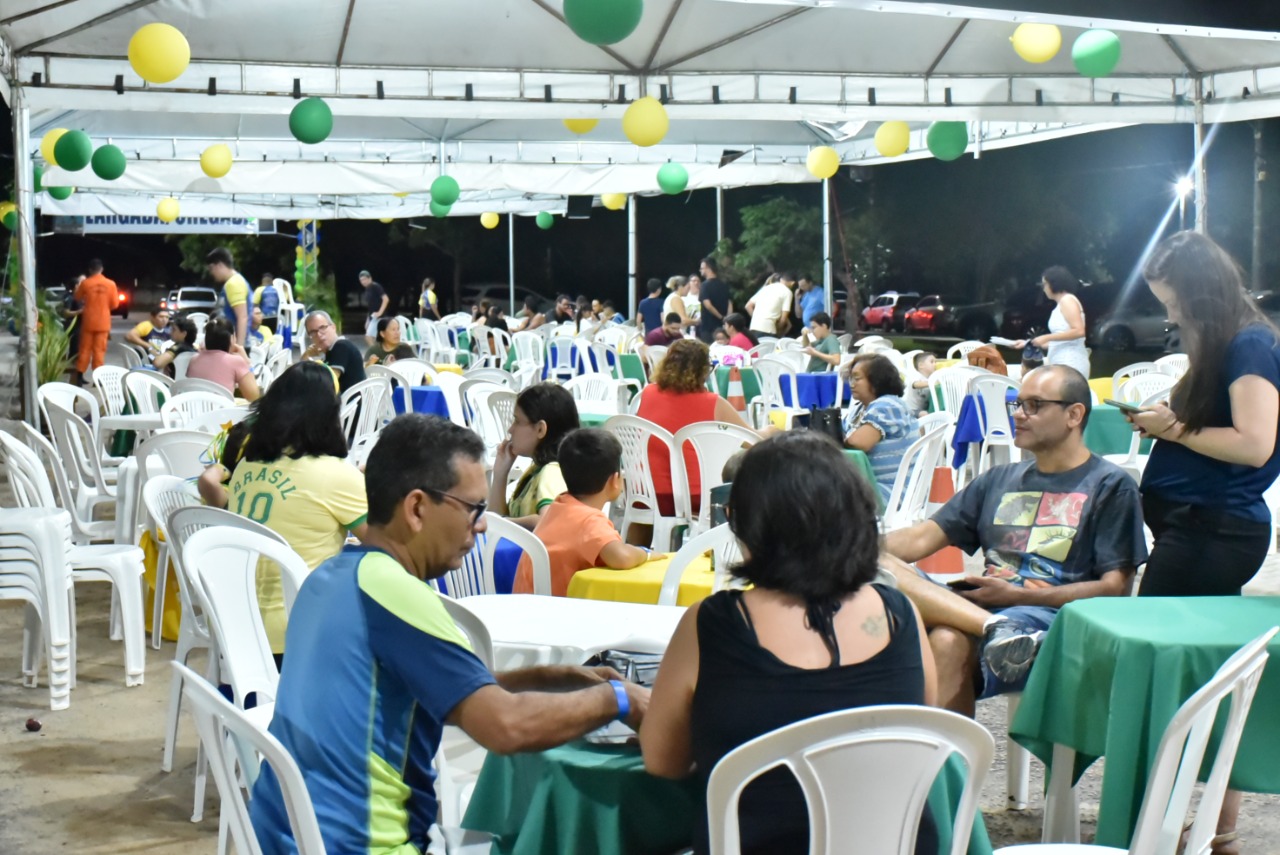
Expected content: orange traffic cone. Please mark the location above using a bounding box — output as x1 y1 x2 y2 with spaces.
918 466 965 576
727 366 748 420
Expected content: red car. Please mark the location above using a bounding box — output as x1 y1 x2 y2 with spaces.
860 291 918 331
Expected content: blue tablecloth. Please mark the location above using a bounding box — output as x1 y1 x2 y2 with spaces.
951 391 1015 469
392 385 450 419
492 537 524 594
779 372 847 409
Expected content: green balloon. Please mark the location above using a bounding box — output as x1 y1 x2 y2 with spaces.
1072 29 1121 78
536 211 555 230
53 130 93 171
430 200 452 217
91 144 128 181
2 210 16 231
926 122 968 162
431 175 461 207
32 166 42 194
47 186 74 201
657 162 689 195
563 0 643 45
289 97 333 145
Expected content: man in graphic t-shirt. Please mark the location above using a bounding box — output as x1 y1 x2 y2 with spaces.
881 365 1147 714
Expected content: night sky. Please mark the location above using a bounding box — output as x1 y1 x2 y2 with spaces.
3 1 1280 315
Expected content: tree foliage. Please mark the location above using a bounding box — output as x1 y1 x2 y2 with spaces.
169 233 298 283
715 196 823 304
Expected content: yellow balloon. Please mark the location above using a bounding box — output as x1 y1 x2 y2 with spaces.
1011 23 1061 64
129 23 191 84
874 121 911 158
601 193 627 211
0 202 14 221
806 146 840 180
480 212 501 229
622 97 669 148
563 118 599 135
380 217 394 224
41 129 68 165
156 197 180 223
200 144 233 178
393 192 411 198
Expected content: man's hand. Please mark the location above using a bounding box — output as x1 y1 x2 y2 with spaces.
957 575 1028 608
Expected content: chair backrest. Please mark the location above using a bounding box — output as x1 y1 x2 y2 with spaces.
928 367 980 416
42 397 112 497
0 430 58 509
641 345 669 377
105 340 143 369
441 513 552 597
185 311 210 332
15 423 92 531
706 705 995 855
969 374 1020 443
166 505 290 626
124 368 172 415
92 365 130 416
365 363 410 393
1128 627 1277 855
37 381 101 439
474 326 513 367
459 379 508 427
752 356 800 412
745 340 777 360
1154 353 1189 380
183 527 308 707
339 376 395 440
171 377 236 399
437 596 495 670
175 662 328 855
1119 372 1176 405
184 407 250 435
387 358 438 387
141 474 201 544
430 372 468 427
605 414 689 522
463 367 516 389
672 422 760 535
882 422 950 532
263 349 294 388
161 391 237 429
769 350 808 374
346 433 379 468
564 374 625 416
1111 361 1161 396
172 350 197 380
916 411 954 434
658 523 742 606
546 337 578 380
946 340 985 360
512 331 546 368
136 429 215 482
854 335 889 351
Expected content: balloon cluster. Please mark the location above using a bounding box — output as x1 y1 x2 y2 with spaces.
1011 24 1122 77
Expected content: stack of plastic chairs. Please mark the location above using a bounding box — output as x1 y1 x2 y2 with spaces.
0 508 76 710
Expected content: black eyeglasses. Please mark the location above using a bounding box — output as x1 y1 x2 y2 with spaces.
1006 398 1070 417
422 487 487 526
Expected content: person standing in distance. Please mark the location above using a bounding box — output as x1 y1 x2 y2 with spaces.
206 247 251 347
360 269 389 337
697 257 731 344
72 259 118 384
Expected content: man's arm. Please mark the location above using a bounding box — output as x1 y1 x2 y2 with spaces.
233 303 248 346
377 293 390 318
449 679 647 755
957 568 1133 610
124 326 149 349
883 520 952 564
701 297 723 321
494 664 621 694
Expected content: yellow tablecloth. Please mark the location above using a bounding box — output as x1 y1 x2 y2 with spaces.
935 358 962 370
434 363 464 375
567 555 713 607
1089 377 1114 401
140 529 183 642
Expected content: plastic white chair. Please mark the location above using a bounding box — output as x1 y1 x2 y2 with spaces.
464 367 517 389
38 381 124 472
707 705 994 855
141 475 202 649
431 372 469 427
928 366 982 417
262 349 294 389
105 340 144 369
996 627 1277 854
970 374 1022 475
1154 353 1189 380
564 373 627 417
172 351 197 380
339 376 395 441
769 349 809 374
546 337 579 382
641 344 668 379
387 357 439 387
436 513 552 597
512 331 546 373
132 429 218 551
184 407 251 435
346 434 379 468
605 414 690 551
171 377 237 399
1117 372 1175 405
13 423 115 544
672 422 760 536
882 422 950 532
176 662 328 855
750 356 805 429
473 326 513 369
161 391 237 429
43 398 119 517
1103 390 1178 484
92 364 130 417
1110 362 1161 397
854 335 890 351
946 340 986 360
657 523 742 606
185 312 210 333
125 368 173 415
745 340 777 361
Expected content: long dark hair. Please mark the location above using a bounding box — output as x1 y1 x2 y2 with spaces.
241 361 348 462
1143 231 1277 432
515 383 578 467
728 432 881 666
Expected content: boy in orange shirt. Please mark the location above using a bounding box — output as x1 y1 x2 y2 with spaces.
514 429 663 596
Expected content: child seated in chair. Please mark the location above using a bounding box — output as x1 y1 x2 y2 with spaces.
514 428 664 596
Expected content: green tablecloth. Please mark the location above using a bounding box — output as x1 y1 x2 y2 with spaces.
618 353 646 387
579 412 611 428
712 365 762 402
1010 596 1280 847
1083 404 1150 457
463 740 992 855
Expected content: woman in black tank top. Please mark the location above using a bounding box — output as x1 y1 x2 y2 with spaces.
641 432 938 854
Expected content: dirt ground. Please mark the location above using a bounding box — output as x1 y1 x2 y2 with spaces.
3 566 1280 853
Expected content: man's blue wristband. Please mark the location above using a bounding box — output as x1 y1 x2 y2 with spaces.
608 679 630 721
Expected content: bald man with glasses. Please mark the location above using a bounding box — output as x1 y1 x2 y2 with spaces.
879 365 1147 715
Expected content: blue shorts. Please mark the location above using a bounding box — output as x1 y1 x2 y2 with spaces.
914 568 1057 699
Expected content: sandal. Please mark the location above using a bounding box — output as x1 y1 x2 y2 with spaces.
1179 826 1239 855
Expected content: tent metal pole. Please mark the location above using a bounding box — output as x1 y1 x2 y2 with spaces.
822 177 833 313
628 196 638 320
1193 106 1208 234
715 188 724 242
508 213 516 316
12 91 39 427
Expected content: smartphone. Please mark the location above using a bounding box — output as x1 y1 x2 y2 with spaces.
1103 398 1142 414
946 578 979 592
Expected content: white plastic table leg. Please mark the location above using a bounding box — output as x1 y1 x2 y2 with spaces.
1042 743 1081 843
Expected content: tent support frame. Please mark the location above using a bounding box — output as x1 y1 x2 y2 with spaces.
12 88 39 427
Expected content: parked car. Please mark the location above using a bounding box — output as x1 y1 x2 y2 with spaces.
902 295 998 339
165 286 219 315
860 291 918 331
1089 298 1170 351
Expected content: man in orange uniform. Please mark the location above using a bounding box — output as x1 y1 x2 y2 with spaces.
72 259 117 384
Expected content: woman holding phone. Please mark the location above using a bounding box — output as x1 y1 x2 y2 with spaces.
1127 231 1280 854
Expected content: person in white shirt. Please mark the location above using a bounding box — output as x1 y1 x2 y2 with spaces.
746 271 795 335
